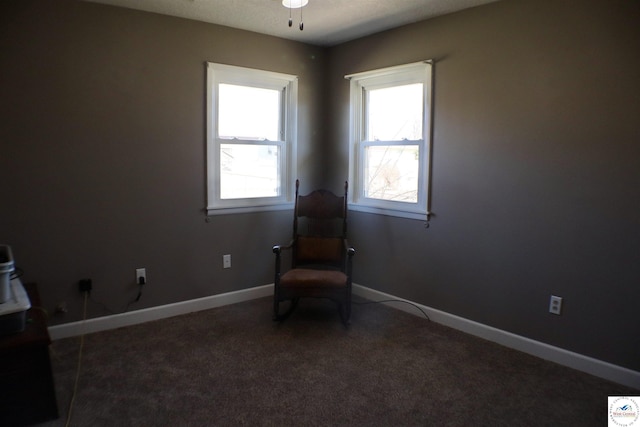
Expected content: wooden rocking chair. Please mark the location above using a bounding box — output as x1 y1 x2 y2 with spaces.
272 180 355 326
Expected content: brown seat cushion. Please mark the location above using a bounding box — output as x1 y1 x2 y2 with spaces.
280 268 347 288
296 236 343 264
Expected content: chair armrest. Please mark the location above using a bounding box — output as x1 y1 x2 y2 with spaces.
273 240 294 280
343 239 355 280
273 240 294 254
344 239 356 257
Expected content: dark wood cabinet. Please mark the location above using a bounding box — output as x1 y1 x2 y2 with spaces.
0 283 59 425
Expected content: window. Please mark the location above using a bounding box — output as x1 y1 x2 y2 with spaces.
346 61 433 220
206 63 298 215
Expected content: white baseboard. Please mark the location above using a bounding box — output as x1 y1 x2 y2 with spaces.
48 282 639 390
352 284 640 390
48 284 274 340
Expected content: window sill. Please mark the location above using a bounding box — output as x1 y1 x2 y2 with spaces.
349 204 429 221
206 202 294 218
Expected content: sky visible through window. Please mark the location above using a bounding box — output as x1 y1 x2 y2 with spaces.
365 83 423 202
218 84 280 140
367 83 423 141
218 84 281 199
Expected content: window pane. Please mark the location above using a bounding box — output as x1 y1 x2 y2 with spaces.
220 144 279 199
218 84 280 141
364 145 418 203
367 83 423 141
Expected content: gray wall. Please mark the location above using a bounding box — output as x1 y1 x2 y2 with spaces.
326 0 640 371
1 0 638 373
0 1 326 322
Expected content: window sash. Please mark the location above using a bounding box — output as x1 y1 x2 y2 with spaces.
217 84 283 141
206 63 297 215
361 140 422 204
355 140 426 213
365 83 424 142
347 61 433 220
219 141 284 200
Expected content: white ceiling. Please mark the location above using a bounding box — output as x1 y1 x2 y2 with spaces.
82 0 500 46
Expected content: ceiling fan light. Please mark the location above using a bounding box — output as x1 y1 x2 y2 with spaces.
282 0 308 9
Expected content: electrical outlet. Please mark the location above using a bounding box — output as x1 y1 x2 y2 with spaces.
549 295 562 315
223 254 231 269
136 268 146 285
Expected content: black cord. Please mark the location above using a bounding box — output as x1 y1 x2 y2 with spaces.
353 299 431 321
124 284 143 313
89 284 143 315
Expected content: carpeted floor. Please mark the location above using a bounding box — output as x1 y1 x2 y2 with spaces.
36 296 637 426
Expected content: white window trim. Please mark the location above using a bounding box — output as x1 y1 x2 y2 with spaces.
346 61 433 221
206 62 298 216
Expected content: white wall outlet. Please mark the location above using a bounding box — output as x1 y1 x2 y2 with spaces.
136 268 146 285
223 254 231 269
549 295 562 315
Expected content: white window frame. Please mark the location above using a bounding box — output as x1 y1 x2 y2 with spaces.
206 62 298 216
346 61 433 220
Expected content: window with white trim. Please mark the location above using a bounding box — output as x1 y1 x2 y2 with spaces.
206 63 298 215
346 61 433 220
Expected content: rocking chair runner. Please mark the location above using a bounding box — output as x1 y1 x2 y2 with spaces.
272 180 355 326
